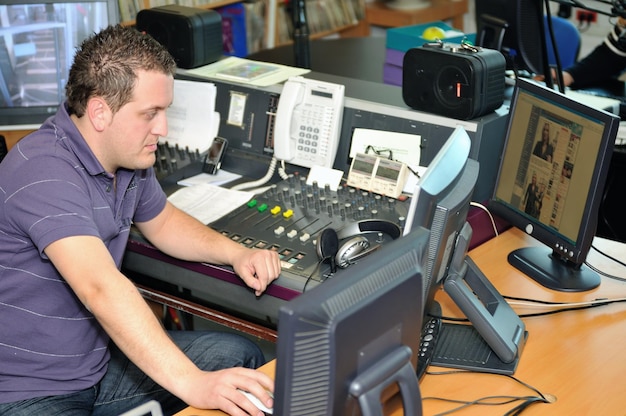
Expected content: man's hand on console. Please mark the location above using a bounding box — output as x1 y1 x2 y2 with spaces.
232 249 281 296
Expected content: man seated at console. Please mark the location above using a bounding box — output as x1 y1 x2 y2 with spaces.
0 25 280 415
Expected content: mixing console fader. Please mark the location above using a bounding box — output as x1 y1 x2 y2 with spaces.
152 142 210 196
210 174 412 293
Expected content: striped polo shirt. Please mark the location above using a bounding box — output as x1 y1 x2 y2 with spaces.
0 103 167 403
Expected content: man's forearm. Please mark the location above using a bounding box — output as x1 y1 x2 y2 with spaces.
91 272 201 403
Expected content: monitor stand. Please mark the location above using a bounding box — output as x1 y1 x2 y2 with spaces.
430 255 528 375
509 246 601 292
349 345 422 416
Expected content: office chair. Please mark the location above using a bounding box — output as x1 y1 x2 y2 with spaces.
544 15 581 69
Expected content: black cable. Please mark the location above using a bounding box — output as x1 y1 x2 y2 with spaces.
515 301 611 318
585 261 626 283
301 258 326 293
423 370 551 415
425 396 537 416
503 294 603 305
585 243 626 282
434 294 626 322
437 303 608 321
504 396 550 416
590 243 626 268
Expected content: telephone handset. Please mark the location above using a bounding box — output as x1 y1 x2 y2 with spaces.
273 76 345 169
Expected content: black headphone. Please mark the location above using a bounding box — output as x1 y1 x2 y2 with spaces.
316 220 402 270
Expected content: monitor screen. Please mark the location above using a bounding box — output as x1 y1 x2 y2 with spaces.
490 78 619 291
0 0 118 127
274 227 428 416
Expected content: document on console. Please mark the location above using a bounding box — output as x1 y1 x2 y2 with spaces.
162 79 220 154
168 183 253 225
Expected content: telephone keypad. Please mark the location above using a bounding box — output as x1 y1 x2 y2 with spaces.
295 104 335 163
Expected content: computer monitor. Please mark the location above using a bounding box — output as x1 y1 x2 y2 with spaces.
274 227 428 416
0 0 119 127
273 128 479 415
403 126 479 311
490 78 620 291
475 0 545 76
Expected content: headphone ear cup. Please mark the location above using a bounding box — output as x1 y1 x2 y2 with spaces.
316 228 339 260
317 228 339 273
336 236 370 269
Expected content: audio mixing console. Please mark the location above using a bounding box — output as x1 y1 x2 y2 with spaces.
151 141 209 195
209 173 412 293
141 142 413 296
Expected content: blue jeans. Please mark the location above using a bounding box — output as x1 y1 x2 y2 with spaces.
0 330 266 416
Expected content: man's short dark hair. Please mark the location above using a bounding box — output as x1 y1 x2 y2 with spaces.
66 24 177 117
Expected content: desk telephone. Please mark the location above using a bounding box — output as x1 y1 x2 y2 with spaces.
274 76 344 169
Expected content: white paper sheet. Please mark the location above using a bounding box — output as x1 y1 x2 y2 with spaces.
162 79 220 154
167 183 253 225
177 171 242 187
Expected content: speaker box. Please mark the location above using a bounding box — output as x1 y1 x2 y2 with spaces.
136 5 222 69
402 43 506 120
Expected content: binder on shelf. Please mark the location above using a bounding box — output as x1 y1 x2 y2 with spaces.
217 3 248 57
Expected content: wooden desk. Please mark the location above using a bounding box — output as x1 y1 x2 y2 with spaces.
422 228 626 415
344 0 469 37
176 228 626 415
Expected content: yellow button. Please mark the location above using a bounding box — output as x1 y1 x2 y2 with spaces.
270 206 281 215
283 209 294 218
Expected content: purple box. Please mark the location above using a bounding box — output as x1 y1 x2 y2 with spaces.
386 48 405 67
383 62 403 86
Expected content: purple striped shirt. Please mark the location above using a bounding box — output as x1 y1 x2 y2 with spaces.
0 103 167 403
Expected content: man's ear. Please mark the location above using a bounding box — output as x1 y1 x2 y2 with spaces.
86 97 111 132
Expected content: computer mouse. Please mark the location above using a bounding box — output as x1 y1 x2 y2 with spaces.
237 389 273 414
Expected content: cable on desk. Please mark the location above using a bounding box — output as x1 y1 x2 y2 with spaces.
586 243 626 282
433 295 626 322
503 295 626 318
469 201 499 238
423 395 543 416
422 370 551 415
505 295 618 308
503 396 551 416
590 243 626 267
585 261 626 283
